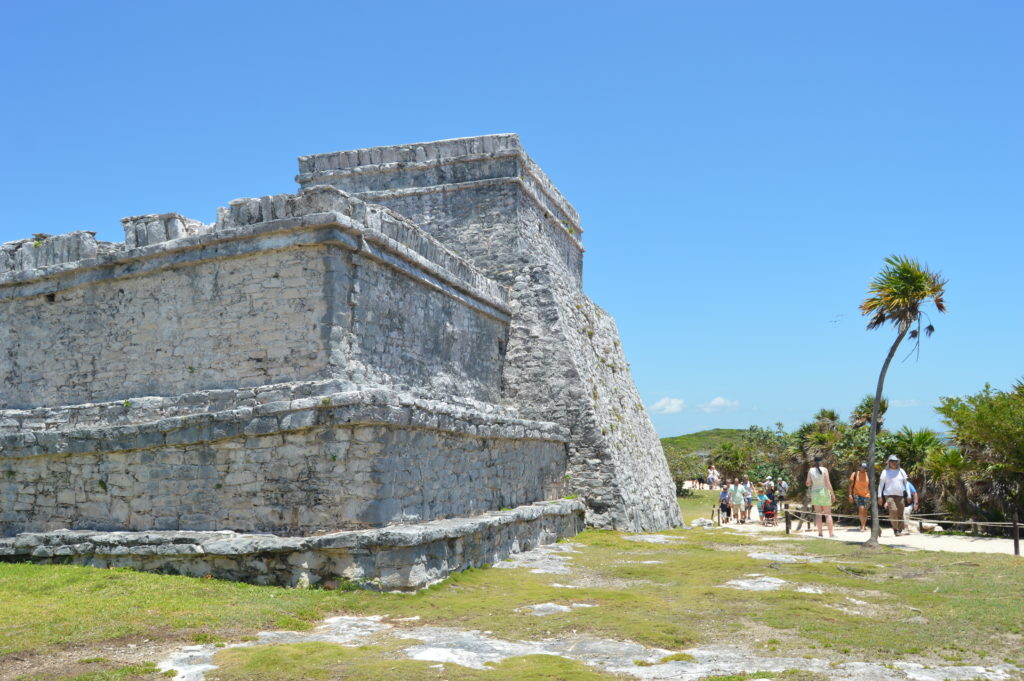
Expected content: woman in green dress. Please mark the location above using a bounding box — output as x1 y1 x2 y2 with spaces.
805 455 836 537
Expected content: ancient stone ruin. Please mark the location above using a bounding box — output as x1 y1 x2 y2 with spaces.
0 135 680 588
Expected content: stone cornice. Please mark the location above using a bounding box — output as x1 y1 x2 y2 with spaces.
296 145 584 251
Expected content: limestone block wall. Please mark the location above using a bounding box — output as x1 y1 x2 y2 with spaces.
0 390 568 536
501 265 681 531
298 136 680 531
0 135 680 541
1 247 329 409
348 255 506 399
0 186 509 409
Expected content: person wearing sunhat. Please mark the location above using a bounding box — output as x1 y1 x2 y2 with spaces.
877 454 911 536
848 462 871 532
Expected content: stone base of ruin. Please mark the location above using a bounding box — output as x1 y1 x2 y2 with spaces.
0 499 584 591
1 384 569 537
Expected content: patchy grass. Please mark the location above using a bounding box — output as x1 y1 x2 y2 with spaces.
14 661 170 681
3 526 1023 676
0 563 345 657
677 488 721 522
207 641 620 681
703 673 830 681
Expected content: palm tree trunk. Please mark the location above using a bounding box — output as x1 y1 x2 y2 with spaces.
866 328 908 546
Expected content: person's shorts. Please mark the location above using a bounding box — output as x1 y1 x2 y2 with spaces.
854 495 870 508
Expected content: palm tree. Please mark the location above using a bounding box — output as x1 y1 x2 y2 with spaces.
850 394 888 432
860 255 947 545
788 409 844 494
888 426 943 477
923 446 972 519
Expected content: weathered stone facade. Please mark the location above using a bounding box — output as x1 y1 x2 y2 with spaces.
0 135 679 586
296 135 680 531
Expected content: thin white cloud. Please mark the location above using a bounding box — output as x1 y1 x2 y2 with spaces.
889 399 921 408
650 397 686 414
698 396 740 413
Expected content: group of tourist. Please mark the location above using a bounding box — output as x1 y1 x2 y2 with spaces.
807 454 919 537
705 457 919 536
714 471 785 525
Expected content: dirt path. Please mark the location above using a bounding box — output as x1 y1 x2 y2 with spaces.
718 507 1022 555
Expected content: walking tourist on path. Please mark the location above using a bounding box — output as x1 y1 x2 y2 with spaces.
878 454 911 536
742 475 754 522
729 478 747 524
806 456 836 537
718 484 731 524
848 462 871 531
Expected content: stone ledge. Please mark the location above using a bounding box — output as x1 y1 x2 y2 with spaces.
0 379 526 433
0 388 568 459
0 499 585 591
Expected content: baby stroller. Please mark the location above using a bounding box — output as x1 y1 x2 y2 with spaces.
759 494 777 526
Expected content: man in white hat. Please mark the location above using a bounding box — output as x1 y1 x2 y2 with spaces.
877 454 911 536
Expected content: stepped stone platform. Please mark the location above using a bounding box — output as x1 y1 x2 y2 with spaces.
0 500 584 591
1 135 679 587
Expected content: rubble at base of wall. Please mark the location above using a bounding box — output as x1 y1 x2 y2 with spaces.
0 499 584 592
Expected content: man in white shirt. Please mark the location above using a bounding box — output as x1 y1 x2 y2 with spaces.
877 454 910 536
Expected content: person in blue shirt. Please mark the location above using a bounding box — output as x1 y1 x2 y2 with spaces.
902 481 920 530
719 484 731 524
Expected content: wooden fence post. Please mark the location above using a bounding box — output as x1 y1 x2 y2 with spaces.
1013 511 1020 557
785 504 791 534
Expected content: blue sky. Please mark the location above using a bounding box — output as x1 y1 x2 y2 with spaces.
2 2 1021 437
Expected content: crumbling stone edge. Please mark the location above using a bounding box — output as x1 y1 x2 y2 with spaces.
0 499 585 592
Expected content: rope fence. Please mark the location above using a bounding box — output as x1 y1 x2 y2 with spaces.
704 503 1021 556
780 504 1021 556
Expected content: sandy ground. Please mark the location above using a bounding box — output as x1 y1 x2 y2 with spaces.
712 506 1023 555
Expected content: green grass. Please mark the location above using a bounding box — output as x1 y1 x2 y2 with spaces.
208 641 621 681
3 527 1023 677
677 487 721 521
0 563 346 657
702 673 830 681
661 428 747 457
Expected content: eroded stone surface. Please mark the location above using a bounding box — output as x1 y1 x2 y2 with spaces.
748 551 825 563
721 574 788 591
150 541 1020 681
1 135 680 558
156 615 1021 681
623 534 684 544
492 540 580 575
